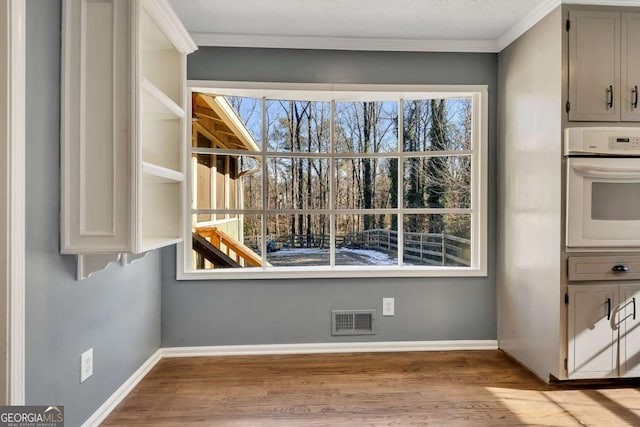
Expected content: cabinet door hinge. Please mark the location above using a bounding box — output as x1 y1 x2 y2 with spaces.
564 358 568 370
566 19 571 32
565 293 569 305
566 101 571 113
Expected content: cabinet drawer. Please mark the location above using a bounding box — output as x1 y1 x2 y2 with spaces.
568 256 640 281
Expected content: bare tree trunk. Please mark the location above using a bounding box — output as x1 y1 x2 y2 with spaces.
288 102 296 244
306 103 312 247
426 99 447 234
362 102 374 231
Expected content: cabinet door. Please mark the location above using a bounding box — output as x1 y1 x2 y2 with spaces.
619 285 640 377
61 0 132 253
568 285 618 379
568 11 620 121
621 13 640 121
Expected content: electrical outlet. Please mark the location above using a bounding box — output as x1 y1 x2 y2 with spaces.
80 348 93 383
383 298 395 316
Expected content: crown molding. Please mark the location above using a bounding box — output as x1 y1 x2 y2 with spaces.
190 0 640 53
144 0 197 54
192 32 499 53
497 0 561 51
564 0 640 5
498 0 640 51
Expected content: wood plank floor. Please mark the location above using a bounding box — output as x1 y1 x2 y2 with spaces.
102 351 640 426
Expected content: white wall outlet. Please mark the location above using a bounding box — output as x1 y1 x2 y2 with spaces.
383 298 395 316
80 348 93 383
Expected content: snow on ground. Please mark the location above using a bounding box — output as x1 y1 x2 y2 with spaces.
268 247 330 256
266 247 398 266
336 248 397 265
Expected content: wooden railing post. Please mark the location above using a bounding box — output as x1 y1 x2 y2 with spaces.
442 231 447 266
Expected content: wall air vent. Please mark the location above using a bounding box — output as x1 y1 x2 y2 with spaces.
331 310 376 336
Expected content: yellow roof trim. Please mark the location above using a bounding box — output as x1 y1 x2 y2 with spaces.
197 94 260 152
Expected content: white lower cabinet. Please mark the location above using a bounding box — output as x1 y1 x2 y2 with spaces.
620 285 640 377
568 284 640 379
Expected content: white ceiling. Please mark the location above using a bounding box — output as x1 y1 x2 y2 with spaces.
169 0 640 52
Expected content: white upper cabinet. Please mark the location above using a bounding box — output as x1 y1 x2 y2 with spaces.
621 13 640 121
61 0 196 255
568 10 640 122
568 10 620 122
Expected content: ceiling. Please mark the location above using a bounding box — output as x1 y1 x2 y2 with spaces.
169 0 640 52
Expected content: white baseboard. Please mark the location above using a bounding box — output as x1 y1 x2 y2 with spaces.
161 340 498 358
82 340 497 425
81 349 163 427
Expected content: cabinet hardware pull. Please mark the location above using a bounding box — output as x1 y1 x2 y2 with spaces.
606 298 611 321
607 85 614 109
612 264 629 273
633 86 639 110
633 297 637 321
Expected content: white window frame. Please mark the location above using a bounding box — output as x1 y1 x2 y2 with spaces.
177 82 488 280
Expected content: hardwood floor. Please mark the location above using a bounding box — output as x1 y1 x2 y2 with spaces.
102 351 640 426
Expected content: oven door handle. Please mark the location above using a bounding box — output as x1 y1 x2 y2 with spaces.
571 164 640 179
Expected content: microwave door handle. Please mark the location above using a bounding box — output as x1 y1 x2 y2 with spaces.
571 165 640 180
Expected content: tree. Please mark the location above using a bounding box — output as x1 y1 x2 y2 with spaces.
441 98 472 240
425 99 448 234
333 102 396 238
362 102 374 230
403 101 425 232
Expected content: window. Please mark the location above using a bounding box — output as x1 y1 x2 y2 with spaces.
179 84 487 279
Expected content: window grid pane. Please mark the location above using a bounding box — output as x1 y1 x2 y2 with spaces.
189 91 477 272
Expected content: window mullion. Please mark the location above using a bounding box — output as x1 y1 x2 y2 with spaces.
330 100 336 267
261 97 268 268
397 99 404 267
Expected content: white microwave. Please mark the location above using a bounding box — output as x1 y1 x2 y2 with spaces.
565 128 640 250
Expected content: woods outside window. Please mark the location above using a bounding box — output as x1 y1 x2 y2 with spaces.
179 84 487 280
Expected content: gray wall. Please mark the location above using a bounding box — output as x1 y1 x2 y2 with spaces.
162 47 498 347
26 2 162 425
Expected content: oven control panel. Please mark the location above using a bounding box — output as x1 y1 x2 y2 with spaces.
609 136 640 150
565 127 640 155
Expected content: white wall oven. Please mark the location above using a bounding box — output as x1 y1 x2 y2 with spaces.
566 128 640 250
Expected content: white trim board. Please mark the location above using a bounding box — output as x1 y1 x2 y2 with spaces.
81 340 497 425
2 0 26 406
162 341 499 358
81 349 163 427
190 1 640 53
192 33 499 53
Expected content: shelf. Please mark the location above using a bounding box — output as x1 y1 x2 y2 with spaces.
141 161 184 183
141 78 184 119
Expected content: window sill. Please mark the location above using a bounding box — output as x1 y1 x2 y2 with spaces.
176 265 487 281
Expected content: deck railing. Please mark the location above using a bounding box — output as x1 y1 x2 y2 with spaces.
245 229 471 266
196 226 266 267
342 229 470 266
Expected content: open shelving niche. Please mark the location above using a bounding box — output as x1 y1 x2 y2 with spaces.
136 1 186 255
